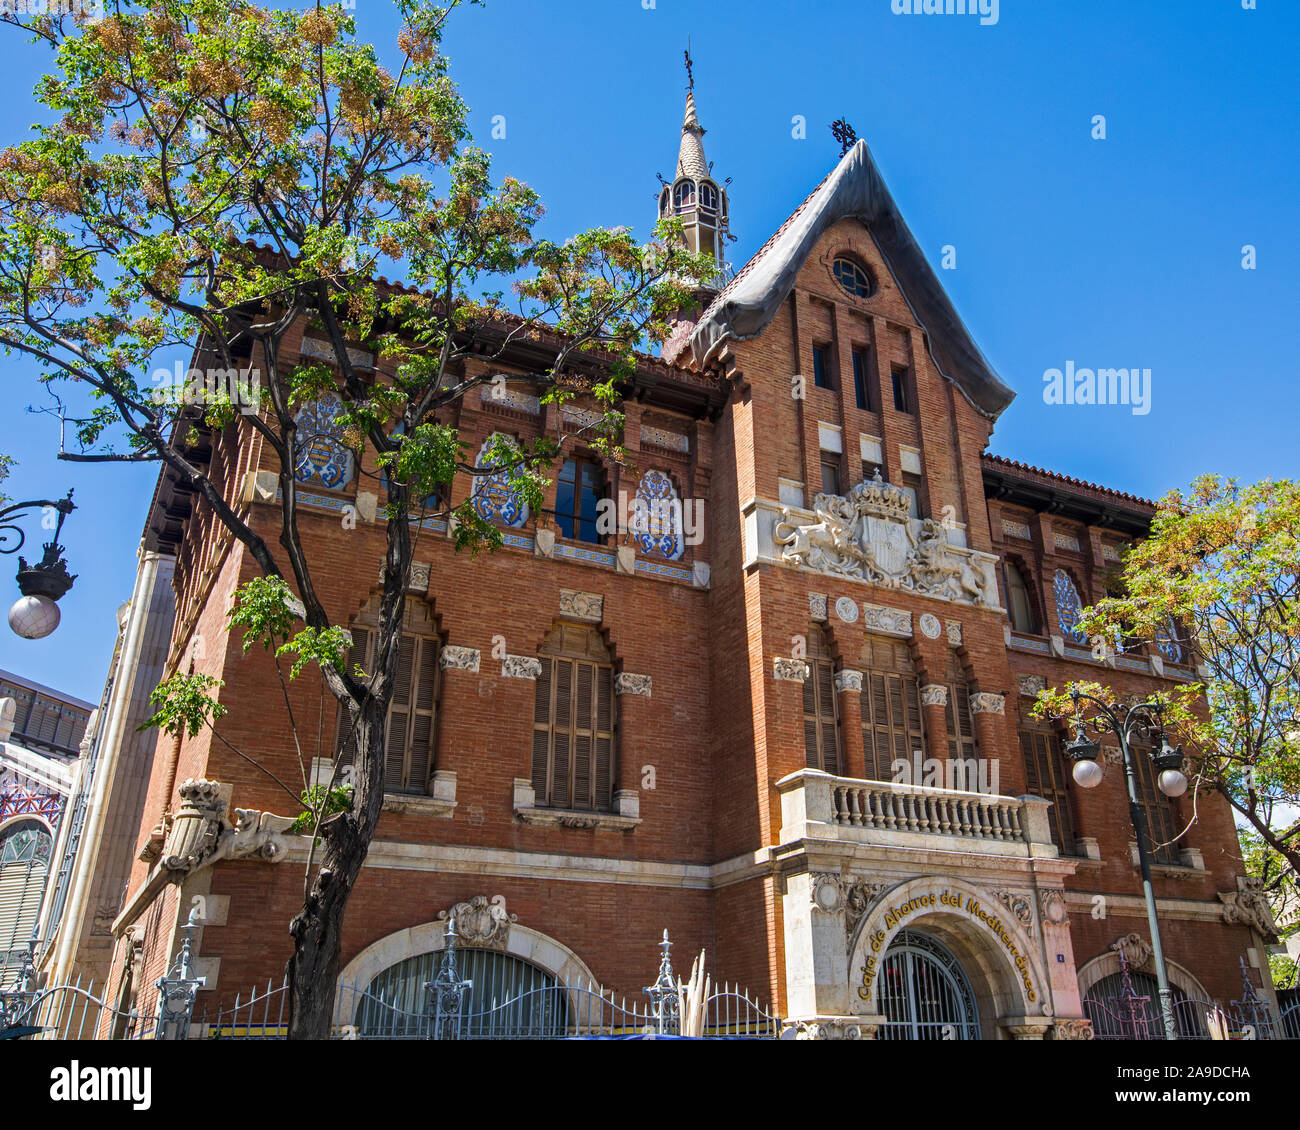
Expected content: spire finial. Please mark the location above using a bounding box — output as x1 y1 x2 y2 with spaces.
684 43 694 92
831 119 858 157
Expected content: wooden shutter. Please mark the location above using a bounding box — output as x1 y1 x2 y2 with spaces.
945 683 978 762
1131 742 1179 864
406 637 439 793
552 659 572 809
802 660 840 775
532 658 554 802
594 666 614 810
1020 730 1075 853
861 670 925 782
385 634 416 792
532 627 616 812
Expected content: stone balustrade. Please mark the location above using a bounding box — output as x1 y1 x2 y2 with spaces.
776 769 1058 860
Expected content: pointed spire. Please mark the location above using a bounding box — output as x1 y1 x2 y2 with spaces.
676 91 709 181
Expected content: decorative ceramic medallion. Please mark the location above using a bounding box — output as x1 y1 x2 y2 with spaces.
629 470 684 560
470 433 529 529
1053 570 1087 644
834 596 859 623
293 395 355 489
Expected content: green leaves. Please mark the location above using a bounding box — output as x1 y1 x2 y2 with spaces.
141 672 226 738
289 782 354 835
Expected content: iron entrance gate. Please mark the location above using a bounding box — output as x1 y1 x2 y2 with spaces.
877 929 981 1040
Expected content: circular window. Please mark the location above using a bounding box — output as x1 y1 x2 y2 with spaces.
832 256 874 298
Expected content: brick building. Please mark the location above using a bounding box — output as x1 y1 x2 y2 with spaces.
98 85 1278 1039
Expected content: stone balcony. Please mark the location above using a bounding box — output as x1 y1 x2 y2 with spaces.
776 769 1059 860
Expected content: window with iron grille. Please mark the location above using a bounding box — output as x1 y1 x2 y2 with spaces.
802 628 840 774
335 602 441 795
1131 740 1181 865
1019 729 1077 854
531 623 615 812
860 636 924 782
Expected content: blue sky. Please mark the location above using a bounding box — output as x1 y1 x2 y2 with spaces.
0 0 1296 700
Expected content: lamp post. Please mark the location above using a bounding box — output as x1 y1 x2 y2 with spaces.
1063 688 1187 1042
2 490 77 639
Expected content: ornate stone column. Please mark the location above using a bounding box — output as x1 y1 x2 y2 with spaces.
919 683 950 768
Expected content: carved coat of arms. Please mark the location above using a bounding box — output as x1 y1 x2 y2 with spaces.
773 471 994 605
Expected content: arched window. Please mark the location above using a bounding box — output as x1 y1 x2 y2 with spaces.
878 930 981 1040
698 181 719 213
335 600 441 795
673 180 696 211
1004 561 1038 634
860 636 924 782
629 470 684 560
356 948 565 1038
832 255 874 299
1083 969 1203 1039
1053 570 1087 644
532 624 615 812
293 394 355 490
469 433 529 529
803 627 840 775
0 819 52 983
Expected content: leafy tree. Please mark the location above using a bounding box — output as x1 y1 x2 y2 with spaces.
1036 477 1299 890
0 0 713 1037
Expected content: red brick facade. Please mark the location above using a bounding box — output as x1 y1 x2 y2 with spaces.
102 139 1274 1041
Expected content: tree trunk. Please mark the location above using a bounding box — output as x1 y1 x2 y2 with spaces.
286 703 388 1039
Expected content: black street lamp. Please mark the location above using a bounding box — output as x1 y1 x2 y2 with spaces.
2 491 77 640
1064 687 1188 1041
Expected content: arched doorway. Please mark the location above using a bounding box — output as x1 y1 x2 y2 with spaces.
877 929 981 1040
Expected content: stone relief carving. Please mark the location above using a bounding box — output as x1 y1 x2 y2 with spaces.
438 895 517 950
920 684 948 708
772 472 997 606
161 779 224 872
995 889 1035 933
918 613 942 639
834 669 864 694
1219 877 1278 938
834 596 859 623
861 603 912 638
440 645 481 673
1102 746 1123 766
1018 674 1047 698
1110 932 1152 970
785 1019 863 1040
808 873 893 944
614 673 653 698
160 779 294 875
774 657 811 682
501 655 542 680
970 692 1005 715
559 589 603 622
809 592 828 621
1039 889 1070 928
1050 1019 1095 1040
946 620 963 646
376 560 430 592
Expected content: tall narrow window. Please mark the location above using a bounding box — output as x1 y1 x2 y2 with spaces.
532 623 615 812
852 348 872 410
861 636 924 781
1004 561 1037 634
335 601 441 795
803 628 840 774
1131 741 1180 865
556 457 605 544
891 366 911 413
944 654 978 773
812 344 833 390
1020 729 1076 853
902 472 925 519
820 453 842 497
